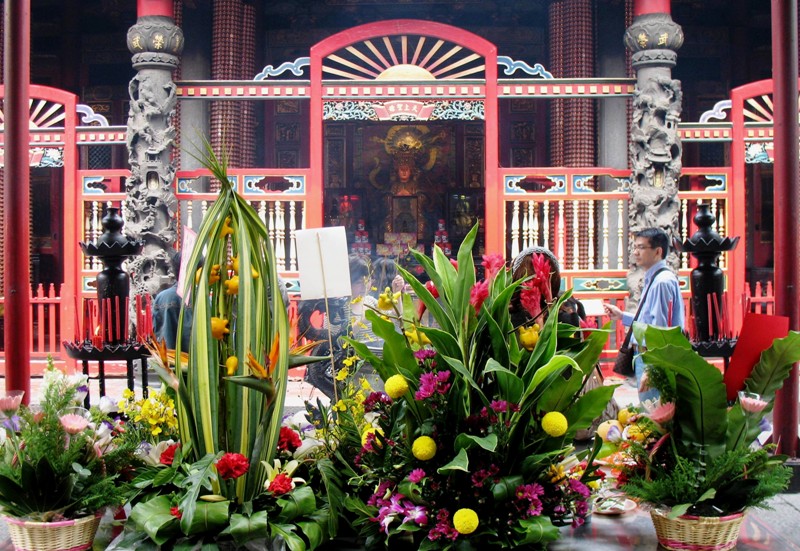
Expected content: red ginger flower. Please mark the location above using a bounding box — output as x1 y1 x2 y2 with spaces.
278 426 302 453
470 280 490 313
216 452 250 480
170 506 182 519
482 253 506 282
520 280 542 321
532 253 554 302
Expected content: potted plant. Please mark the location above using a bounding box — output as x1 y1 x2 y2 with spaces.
616 324 800 551
315 226 615 549
0 363 140 551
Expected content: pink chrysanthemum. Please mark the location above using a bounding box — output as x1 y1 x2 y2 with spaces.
60 413 89 435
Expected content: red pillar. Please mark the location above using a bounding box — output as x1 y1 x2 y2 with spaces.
3 0 31 400
137 0 173 17
771 0 799 457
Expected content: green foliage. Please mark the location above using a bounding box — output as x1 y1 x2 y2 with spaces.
622 328 800 516
326 226 612 549
0 367 138 521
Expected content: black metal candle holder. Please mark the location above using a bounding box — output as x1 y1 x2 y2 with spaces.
63 207 150 403
674 203 739 363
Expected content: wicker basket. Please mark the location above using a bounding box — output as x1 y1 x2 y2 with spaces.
3 512 102 551
650 509 745 551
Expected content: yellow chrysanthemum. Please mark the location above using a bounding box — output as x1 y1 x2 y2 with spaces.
411 435 437 461
541 411 568 437
518 324 540 351
384 374 409 399
453 508 479 534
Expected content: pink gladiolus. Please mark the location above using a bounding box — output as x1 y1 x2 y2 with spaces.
60 414 90 435
648 402 676 425
739 392 768 414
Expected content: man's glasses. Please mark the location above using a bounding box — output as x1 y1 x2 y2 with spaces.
632 244 654 251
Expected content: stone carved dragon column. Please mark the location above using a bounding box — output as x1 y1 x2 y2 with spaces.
623 1 684 298
124 10 183 297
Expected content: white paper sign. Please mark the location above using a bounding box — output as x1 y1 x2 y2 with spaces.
581 298 605 317
178 226 198 304
295 227 351 300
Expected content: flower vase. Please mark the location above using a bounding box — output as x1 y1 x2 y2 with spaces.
650 508 745 551
3 512 102 551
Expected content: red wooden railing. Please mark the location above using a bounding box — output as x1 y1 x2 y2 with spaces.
0 279 777 369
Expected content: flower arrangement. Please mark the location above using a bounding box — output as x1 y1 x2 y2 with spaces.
614 325 800 518
112 141 332 548
0 362 140 522
318 226 615 549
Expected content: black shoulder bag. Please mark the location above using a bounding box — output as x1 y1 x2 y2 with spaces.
612 268 668 376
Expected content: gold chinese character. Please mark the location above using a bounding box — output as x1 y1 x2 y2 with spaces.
131 35 143 50
657 33 668 46
637 32 648 48
153 33 165 50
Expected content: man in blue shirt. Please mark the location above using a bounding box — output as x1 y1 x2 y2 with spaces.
604 228 685 402
153 251 192 351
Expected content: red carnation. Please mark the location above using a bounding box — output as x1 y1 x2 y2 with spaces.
160 443 180 466
268 473 294 495
216 452 250 480
278 426 302 453
170 506 182 519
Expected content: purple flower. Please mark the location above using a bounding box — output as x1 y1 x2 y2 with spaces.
363 391 392 412
403 505 429 525
490 400 508 413
367 481 394 507
408 468 426 483
568 478 591 498
414 349 437 361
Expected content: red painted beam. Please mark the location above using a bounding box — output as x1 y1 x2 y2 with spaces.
771 0 799 457
3 1 31 402
137 0 173 18
633 0 671 16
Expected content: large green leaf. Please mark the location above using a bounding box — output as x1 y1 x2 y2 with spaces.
228 510 269 543
276 485 317 521
563 385 618 440
437 448 470 474
184 500 230 536
129 495 181 545
178 452 221 533
642 332 728 462
515 516 560 545
454 432 498 453
270 523 307 551
484 358 524 403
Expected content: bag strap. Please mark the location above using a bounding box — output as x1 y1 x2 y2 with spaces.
620 267 669 349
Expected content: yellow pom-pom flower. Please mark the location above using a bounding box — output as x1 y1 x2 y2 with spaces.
384 374 409 399
541 411 568 437
453 508 479 534
411 435 437 461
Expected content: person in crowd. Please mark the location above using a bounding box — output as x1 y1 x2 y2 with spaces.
509 246 562 329
604 227 685 402
152 250 192 351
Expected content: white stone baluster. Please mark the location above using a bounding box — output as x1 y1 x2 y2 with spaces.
588 200 595 270
531 199 539 246
602 199 610 270
289 200 298 271
543 199 551 251
276 201 286 271
572 200 580 270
